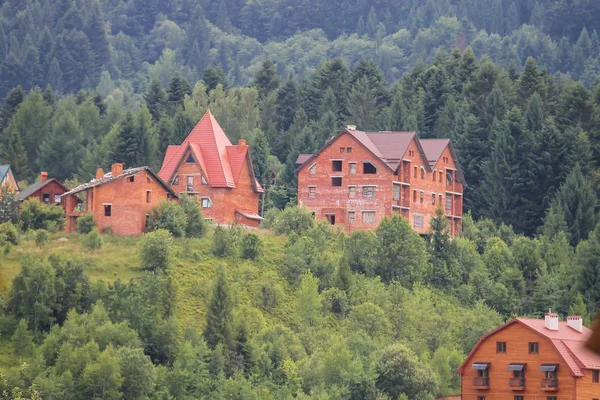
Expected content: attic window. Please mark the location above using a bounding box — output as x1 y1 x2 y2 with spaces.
128 176 134 183
420 167 425 179
332 160 342 172
201 175 208 185
308 163 317 174
340 147 345 153
363 162 376 174
172 175 179 185
186 154 195 163
347 147 352 153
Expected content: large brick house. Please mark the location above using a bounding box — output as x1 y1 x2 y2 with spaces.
63 164 178 236
457 313 600 400
0 164 19 195
158 110 264 227
296 127 464 235
15 172 68 206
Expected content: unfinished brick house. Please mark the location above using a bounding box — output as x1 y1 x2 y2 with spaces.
62 164 178 236
0 164 19 195
15 172 68 206
158 110 264 227
296 127 464 235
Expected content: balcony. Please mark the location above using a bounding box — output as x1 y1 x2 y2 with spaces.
541 378 558 391
472 377 490 390
509 378 526 390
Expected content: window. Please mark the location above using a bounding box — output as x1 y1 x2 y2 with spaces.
393 184 400 201
363 186 376 198
477 397 485 400
433 172 436 182
445 195 452 210
104 204 112 217
446 171 452 185
514 397 524 400
309 163 317 174
332 177 342 186
332 160 342 171
349 186 356 198
408 150 414 157
326 214 336 225
146 190 151 203
420 168 425 179
547 397 557 400
432 194 436 205
414 166 418 178
439 171 442 182
347 147 352 153
439 194 443 204
362 211 376 223
419 191 424 204
187 176 194 192
43 193 50 203
201 175 208 185
55 193 62 204
128 176 135 182
172 175 179 185
529 342 539 354
348 211 355 223
363 162 377 174
186 154 195 163
413 190 417 202
349 163 357 174
340 147 345 153
309 186 316 198
414 214 424 228
497 342 507 353
593 370 599 383
201 198 212 208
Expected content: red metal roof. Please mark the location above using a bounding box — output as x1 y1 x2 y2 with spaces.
457 317 600 377
158 110 262 192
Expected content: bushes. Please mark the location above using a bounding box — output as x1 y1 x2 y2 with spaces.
241 233 263 260
147 197 207 238
84 229 103 251
0 222 19 245
20 199 65 232
35 229 49 247
212 226 235 257
139 229 173 271
180 195 207 238
271 206 315 235
77 213 97 234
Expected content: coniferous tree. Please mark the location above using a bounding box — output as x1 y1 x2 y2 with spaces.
157 114 176 156
252 59 280 101
39 112 84 181
204 268 233 350
203 66 228 92
167 73 191 114
144 80 167 122
348 77 378 130
113 112 138 167
250 128 270 185
275 74 299 132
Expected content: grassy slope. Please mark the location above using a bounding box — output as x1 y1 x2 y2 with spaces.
0 228 293 371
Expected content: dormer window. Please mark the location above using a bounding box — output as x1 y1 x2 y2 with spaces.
186 154 195 163
172 175 179 185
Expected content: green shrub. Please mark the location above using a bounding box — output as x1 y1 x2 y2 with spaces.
241 232 263 260
139 229 173 271
260 208 280 229
0 222 19 245
147 200 187 238
272 206 315 235
35 229 49 247
212 226 236 257
180 195 207 238
77 213 96 234
84 229 103 251
20 199 65 231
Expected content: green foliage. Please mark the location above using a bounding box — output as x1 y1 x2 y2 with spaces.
212 226 237 257
84 229 103 251
0 186 18 224
35 229 48 247
139 229 173 272
147 200 187 238
180 195 207 238
11 319 34 357
241 232 263 260
272 206 315 236
77 213 97 234
20 199 65 232
204 268 233 350
0 222 18 245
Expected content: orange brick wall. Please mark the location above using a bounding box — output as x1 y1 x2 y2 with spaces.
167 148 260 225
461 323 576 400
297 132 464 235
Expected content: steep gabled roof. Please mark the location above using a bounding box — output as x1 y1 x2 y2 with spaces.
64 166 178 198
15 178 69 202
0 165 9 182
420 139 466 184
457 317 600 377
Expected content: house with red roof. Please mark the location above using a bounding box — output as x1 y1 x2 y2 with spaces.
295 126 464 235
158 110 264 227
457 313 600 400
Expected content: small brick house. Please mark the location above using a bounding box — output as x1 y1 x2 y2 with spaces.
0 164 19 195
158 110 264 227
62 164 178 236
15 172 68 206
296 127 464 235
457 313 600 400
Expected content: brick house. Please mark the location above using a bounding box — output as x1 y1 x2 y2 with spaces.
457 313 600 400
296 127 464 235
158 110 264 227
62 164 178 236
0 164 19 195
15 172 68 206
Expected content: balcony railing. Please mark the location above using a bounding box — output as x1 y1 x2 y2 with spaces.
541 378 558 390
473 377 490 388
509 378 526 389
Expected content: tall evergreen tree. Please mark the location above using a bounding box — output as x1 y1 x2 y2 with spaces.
252 59 280 101
167 73 191 114
144 80 167 122
203 268 233 350
113 112 138 167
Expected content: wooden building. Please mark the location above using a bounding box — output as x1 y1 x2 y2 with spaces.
457 313 600 400
15 172 68 206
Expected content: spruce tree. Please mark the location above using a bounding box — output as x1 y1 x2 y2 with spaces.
167 73 191 114
202 66 228 92
144 80 167 122
348 77 378 131
276 74 299 132
252 59 280 101
204 268 233 350
39 112 84 181
250 129 270 185
134 105 157 167
576 225 600 313
113 112 138 167
157 115 175 156
519 57 544 105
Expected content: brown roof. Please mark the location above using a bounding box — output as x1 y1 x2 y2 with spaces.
15 178 69 202
420 138 465 184
296 154 314 165
457 317 600 377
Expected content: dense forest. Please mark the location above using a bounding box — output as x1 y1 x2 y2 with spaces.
0 0 600 399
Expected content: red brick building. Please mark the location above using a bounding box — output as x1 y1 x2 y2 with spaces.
158 110 264 227
15 172 68 206
296 127 464 235
63 164 178 236
457 313 600 400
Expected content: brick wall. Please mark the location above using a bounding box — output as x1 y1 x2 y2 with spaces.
27 181 66 206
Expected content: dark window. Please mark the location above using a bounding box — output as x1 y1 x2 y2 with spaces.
497 342 506 353
547 397 557 400
514 397 524 400
593 370 599 383
186 154 195 163
172 175 179 185
340 147 345 153
363 162 377 174
43 193 50 203
477 397 485 400
128 176 134 182
529 342 539 354
332 177 342 186
414 166 417 178
146 190 151 203
104 205 111 217
326 214 336 225
347 147 352 153
309 186 316 198
420 168 424 179
332 160 342 171
413 190 417 202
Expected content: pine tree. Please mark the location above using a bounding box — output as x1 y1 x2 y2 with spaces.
366 7 378 39
576 225 600 312
134 105 157 167
275 74 299 133
388 85 407 131
568 293 591 327
203 66 228 92
351 58 389 107
144 80 167 122
524 92 544 133
252 59 280 101
519 57 544 105
39 112 84 181
0 129 29 181
0 85 25 131
203 268 233 350
167 73 191 114
113 112 138 167
250 129 270 185
356 16 366 36
348 77 378 131
157 114 175 156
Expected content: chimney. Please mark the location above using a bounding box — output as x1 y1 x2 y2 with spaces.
111 163 124 177
95 168 105 180
346 125 357 131
239 139 247 147
545 312 559 331
567 315 583 333
40 171 48 183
